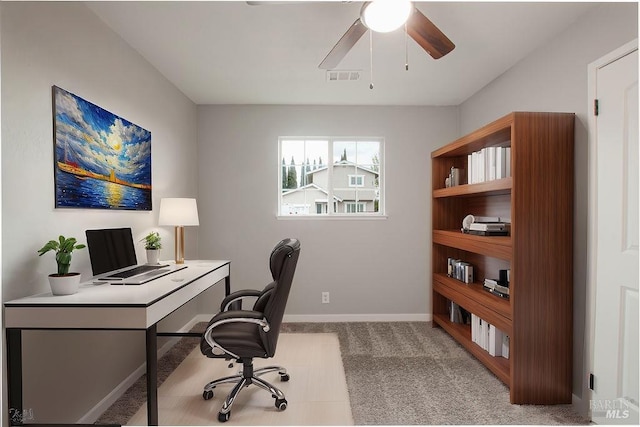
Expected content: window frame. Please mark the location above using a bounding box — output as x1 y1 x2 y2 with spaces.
278 136 385 219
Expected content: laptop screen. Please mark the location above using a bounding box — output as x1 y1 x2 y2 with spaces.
85 228 137 275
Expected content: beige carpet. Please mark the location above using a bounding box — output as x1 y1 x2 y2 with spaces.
100 322 588 425
126 333 353 426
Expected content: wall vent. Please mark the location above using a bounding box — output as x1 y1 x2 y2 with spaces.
326 70 361 82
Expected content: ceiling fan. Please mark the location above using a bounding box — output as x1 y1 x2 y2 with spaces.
318 0 455 70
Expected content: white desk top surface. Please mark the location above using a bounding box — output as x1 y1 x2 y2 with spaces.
5 260 229 307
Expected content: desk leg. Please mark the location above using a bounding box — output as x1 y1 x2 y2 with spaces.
146 325 158 426
225 274 231 296
7 328 23 426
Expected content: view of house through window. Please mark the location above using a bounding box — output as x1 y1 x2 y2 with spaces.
279 137 383 216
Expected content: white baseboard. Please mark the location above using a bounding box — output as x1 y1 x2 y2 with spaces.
78 317 204 424
192 313 214 324
283 313 431 323
572 392 590 420
198 313 431 323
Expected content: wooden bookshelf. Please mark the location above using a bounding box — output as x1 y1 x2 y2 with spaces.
431 112 574 404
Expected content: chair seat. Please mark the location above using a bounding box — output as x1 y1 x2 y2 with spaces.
201 320 267 359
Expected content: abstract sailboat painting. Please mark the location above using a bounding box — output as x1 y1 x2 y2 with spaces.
53 86 152 210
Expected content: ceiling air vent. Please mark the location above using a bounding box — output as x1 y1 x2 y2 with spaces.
326 70 361 82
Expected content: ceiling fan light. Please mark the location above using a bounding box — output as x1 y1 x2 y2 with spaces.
361 0 412 33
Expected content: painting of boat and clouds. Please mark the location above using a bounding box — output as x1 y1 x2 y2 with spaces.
53 86 152 210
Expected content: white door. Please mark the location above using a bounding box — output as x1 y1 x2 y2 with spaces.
591 46 639 425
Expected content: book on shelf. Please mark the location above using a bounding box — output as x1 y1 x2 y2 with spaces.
467 146 511 184
461 216 511 235
488 324 503 357
469 222 510 232
502 334 510 359
465 229 510 236
447 258 474 284
448 301 471 324
471 313 509 358
483 278 510 299
471 215 511 224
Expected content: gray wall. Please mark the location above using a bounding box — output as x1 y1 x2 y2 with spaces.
457 1 638 409
197 105 458 320
1 2 200 423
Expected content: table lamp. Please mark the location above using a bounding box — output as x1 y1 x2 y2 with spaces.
158 198 199 264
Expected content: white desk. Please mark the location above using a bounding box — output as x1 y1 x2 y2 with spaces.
5 260 230 426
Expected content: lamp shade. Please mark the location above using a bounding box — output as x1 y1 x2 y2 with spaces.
158 198 199 226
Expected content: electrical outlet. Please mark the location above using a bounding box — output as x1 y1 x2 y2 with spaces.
321 292 330 304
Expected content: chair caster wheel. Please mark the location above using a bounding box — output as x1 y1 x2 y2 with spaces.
203 390 214 400
218 411 230 422
275 398 288 410
280 373 290 382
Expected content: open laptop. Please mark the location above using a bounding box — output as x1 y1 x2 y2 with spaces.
86 227 186 285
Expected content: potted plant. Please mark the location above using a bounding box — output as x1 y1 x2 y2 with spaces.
142 231 162 265
37 235 86 295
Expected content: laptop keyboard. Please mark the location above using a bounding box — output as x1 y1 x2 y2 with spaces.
106 264 168 279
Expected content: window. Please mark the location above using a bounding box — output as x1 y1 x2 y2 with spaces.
345 202 365 213
279 137 383 217
349 175 364 187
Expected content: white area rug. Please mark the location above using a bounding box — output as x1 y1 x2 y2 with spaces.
126 333 353 426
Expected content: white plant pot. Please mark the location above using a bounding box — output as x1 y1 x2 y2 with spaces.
48 273 81 296
146 249 160 265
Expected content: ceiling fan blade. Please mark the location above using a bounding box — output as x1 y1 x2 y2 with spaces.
319 18 368 70
406 7 455 59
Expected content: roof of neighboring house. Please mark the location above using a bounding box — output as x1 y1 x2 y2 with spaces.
281 183 344 202
306 160 379 177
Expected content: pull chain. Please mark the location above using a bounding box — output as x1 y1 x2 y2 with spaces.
369 30 374 89
405 22 409 71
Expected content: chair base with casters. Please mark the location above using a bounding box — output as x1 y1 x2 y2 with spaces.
202 357 290 422
200 238 301 423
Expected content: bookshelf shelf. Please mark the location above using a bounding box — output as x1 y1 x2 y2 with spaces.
431 112 574 404
433 230 511 261
433 274 511 330
433 177 512 198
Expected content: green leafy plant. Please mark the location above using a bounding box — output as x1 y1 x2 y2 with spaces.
142 231 162 250
37 235 86 276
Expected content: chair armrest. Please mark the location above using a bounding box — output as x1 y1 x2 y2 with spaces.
203 310 270 359
220 289 262 311
210 309 266 326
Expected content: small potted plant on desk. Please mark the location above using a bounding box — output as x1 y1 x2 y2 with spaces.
142 231 162 265
37 235 86 295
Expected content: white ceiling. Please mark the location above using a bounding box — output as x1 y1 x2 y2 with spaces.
86 1 597 106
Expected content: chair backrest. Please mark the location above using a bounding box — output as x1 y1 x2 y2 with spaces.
259 238 300 356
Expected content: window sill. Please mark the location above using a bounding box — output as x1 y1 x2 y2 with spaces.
277 214 388 221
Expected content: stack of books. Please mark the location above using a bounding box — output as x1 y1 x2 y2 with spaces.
447 257 474 284
467 146 511 184
483 278 510 299
464 216 511 236
449 301 471 324
471 313 510 359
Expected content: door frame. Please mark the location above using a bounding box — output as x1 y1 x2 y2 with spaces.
585 38 638 420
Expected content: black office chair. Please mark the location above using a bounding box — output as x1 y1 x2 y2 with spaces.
200 238 301 422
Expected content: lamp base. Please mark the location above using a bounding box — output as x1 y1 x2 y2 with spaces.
174 226 185 264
